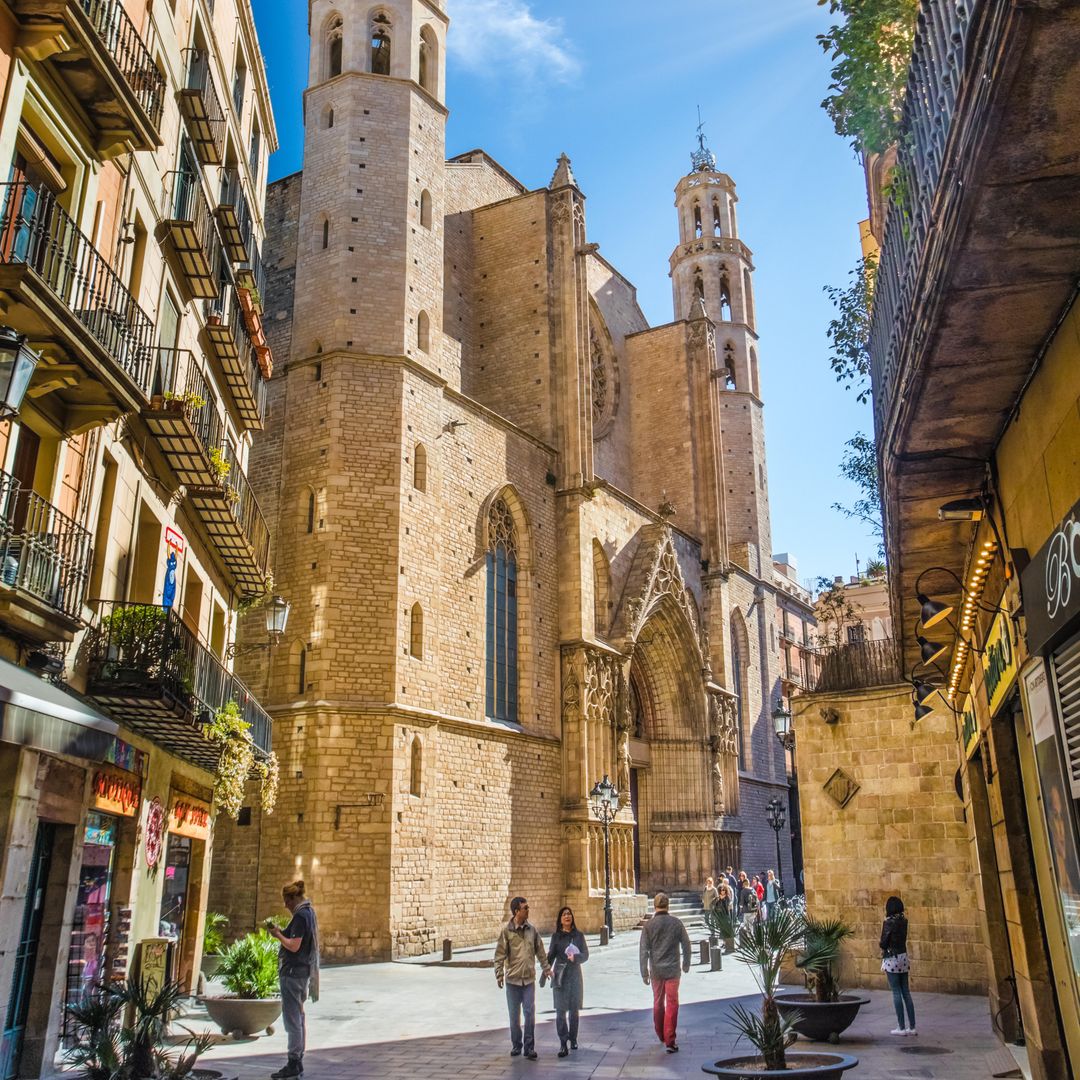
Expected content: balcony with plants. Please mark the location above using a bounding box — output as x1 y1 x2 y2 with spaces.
159 169 223 301
203 285 267 430
0 181 155 431
10 0 165 157
0 468 92 642
85 600 273 770
178 48 225 166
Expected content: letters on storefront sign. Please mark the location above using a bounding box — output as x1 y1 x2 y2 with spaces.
168 794 211 840
981 611 1018 716
962 691 979 758
1022 496 1080 654
91 767 141 817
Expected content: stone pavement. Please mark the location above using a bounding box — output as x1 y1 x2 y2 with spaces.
191 932 1024 1080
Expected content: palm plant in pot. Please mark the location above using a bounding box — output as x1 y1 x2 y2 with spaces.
704 902 738 954
776 916 870 1043
703 910 859 1079
203 928 282 1038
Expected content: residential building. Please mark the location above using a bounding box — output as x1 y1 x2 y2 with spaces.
0 1 277 1074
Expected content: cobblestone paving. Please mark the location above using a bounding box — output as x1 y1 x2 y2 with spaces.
192 933 1022 1080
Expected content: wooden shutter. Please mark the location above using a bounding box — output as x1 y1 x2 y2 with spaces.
1051 633 1080 798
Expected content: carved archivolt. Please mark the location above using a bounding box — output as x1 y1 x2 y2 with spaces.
583 647 625 729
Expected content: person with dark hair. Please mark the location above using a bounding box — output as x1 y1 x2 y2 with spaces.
546 906 589 1057
266 880 320 1078
880 895 916 1036
494 896 551 1060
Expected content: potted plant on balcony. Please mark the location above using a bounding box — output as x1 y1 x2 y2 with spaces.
97 604 167 684
203 928 282 1038
208 446 231 486
163 390 207 417
776 916 870 1043
702 910 859 1079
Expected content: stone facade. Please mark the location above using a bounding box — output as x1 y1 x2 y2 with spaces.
210 0 793 958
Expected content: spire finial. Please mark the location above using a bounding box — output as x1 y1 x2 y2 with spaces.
691 107 717 173
551 152 577 189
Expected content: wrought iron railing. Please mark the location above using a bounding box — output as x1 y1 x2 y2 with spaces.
0 182 155 397
88 600 272 755
0 469 92 622
81 0 165 129
151 347 224 456
220 444 270 576
182 48 225 152
869 0 978 441
217 166 255 259
163 169 220 263
809 638 903 694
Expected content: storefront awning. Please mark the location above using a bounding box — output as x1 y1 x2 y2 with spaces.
0 657 118 760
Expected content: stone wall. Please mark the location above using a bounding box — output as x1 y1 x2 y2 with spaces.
793 684 987 994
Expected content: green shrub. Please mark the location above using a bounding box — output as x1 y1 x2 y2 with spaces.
202 911 229 956
213 929 280 999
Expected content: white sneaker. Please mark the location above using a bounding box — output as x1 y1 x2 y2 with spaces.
890 1027 907 1036
905 1028 918 1036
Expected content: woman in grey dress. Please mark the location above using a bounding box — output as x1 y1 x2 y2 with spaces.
546 906 589 1057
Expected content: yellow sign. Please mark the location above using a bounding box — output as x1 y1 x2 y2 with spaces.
168 794 211 840
136 938 170 998
981 611 1018 717
961 691 979 759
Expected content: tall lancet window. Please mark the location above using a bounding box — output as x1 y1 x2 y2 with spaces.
327 16 343 78
485 498 518 723
371 14 392 74
712 198 722 236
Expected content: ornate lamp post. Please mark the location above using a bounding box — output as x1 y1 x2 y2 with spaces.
0 327 39 419
225 595 292 658
589 774 620 938
766 796 787 897
771 698 794 752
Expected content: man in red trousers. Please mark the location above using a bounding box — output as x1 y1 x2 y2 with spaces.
639 892 692 1052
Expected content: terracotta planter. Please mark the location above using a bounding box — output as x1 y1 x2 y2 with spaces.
775 993 871 1042
201 995 281 1038
702 1052 859 1078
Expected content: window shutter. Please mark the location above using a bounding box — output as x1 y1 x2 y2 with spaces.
1051 634 1080 799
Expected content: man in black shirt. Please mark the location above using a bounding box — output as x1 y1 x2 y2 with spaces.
266 880 319 1078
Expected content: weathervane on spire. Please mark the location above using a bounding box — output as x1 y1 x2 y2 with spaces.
691 106 717 173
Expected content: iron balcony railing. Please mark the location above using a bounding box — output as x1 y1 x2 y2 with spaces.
220 442 270 576
81 0 165 129
180 48 225 163
217 167 255 262
809 638 903 694
0 182 155 396
206 284 267 421
151 347 224 455
0 469 92 623
164 169 219 257
88 600 272 755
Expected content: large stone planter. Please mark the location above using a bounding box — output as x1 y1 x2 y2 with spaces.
201 954 222 978
702 1052 859 1078
201 996 282 1038
775 993 871 1042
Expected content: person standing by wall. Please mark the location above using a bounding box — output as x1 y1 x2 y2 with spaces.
881 895 916 1036
546 906 589 1057
494 896 552 1060
639 892 692 1053
764 869 780 920
265 880 320 1079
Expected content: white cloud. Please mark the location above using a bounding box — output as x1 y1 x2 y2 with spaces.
446 0 580 82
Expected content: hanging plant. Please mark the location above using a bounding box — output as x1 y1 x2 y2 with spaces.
254 751 280 815
204 700 253 820
208 446 232 485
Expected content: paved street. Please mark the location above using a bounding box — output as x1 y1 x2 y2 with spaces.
191 932 1023 1080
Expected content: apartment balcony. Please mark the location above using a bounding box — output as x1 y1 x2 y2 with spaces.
86 600 272 770
868 0 1080 664
0 182 154 432
808 639 903 696
177 49 224 166
215 168 255 267
0 469 92 643
188 447 270 598
142 349 224 488
159 171 222 301
12 0 164 158
203 287 266 429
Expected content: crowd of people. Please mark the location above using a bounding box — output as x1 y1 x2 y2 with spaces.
702 865 783 927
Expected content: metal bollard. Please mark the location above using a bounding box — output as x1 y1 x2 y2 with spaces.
600 926 609 946
442 938 452 962
699 940 710 964
710 944 724 972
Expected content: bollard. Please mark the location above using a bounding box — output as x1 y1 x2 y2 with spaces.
699 940 710 965
600 926 609 946
442 938 452 962
710 944 724 972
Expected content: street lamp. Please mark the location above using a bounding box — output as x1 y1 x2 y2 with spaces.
589 773 620 939
0 327 39 419
772 698 794 752
226 595 291 658
766 796 786 897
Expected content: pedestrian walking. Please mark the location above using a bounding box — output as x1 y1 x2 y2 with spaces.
752 874 765 903
546 906 589 1057
764 869 780 920
639 892 692 1053
702 876 719 913
494 896 552 1060
724 865 739 898
716 880 733 916
880 895 917 1036
738 876 759 930
265 879 320 1079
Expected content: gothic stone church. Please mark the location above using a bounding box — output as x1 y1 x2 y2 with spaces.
210 0 793 960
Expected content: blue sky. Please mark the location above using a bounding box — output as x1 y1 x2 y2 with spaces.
250 0 879 589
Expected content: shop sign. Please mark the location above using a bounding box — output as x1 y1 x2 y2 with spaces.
1022 494 1080 655
105 737 144 776
981 611 1019 717
83 812 116 847
144 797 165 868
90 766 141 817
168 793 211 840
962 691 979 759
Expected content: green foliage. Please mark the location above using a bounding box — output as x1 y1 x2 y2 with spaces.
100 605 167 674
65 978 212 1080
213 929 280 999
728 909 806 1070
203 700 254 820
162 390 206 411
208 446 231 484
796 916 855 1002
814 576 865 649
823 254 876 404
817 0 919 153
203 911 229 955
704 903 737 941
830 432 885 557
864 558 887 579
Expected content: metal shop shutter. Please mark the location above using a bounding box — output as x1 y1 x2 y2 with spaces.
1052 633 1080 799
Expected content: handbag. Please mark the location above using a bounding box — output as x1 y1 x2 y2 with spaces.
551 962 566 990
881 951 910 974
